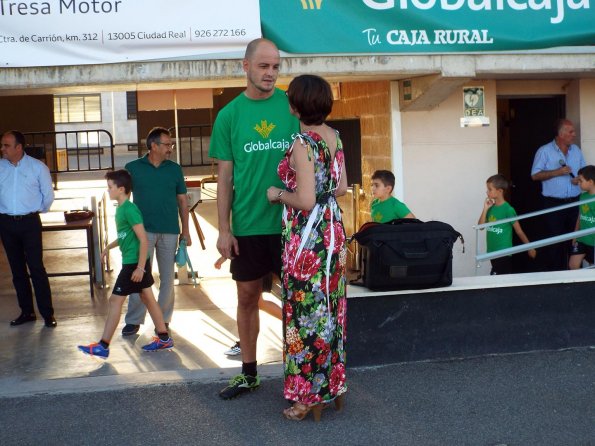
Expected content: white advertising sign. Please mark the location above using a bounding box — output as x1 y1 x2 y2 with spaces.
0 0 261 67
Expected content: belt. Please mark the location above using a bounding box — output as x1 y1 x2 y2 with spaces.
0 212 39 220
544 196 578 203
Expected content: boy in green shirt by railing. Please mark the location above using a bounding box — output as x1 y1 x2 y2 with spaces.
569 165 595 269
478 174 536 275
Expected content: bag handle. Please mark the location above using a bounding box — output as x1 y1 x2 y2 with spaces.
386 218 423 225
175 239 198 287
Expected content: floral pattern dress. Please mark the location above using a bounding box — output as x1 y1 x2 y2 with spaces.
277 130 347 405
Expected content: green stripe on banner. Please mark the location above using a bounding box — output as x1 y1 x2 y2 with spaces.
260 0 595 53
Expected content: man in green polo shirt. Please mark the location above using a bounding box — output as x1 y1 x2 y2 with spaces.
209 38 299 400
122 127 191 336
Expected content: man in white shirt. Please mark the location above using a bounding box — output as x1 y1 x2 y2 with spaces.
0 130 56 327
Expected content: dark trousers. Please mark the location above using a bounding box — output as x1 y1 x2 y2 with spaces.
0 213 54 318
541 196 579 271
490 256 512 275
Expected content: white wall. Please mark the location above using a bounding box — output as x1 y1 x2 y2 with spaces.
577 79 595 161
397 80 498 277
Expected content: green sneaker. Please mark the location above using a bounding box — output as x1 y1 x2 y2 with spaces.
219 373 260 400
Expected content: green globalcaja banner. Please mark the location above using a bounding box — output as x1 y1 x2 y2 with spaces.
260 0 595 53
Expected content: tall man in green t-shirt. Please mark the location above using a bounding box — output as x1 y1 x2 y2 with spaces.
209 38 299 399
122 127 191 336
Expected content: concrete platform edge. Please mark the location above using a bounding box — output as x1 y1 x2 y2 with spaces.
0 363 284 399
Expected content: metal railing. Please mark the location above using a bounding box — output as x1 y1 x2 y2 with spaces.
169 124 214 167
337 184 365 271
92 191 111 289
24 129 115 188
473 196 595 271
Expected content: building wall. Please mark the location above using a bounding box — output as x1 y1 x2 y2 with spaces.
577 79 595 157
400 80 498 277
330 81 393 227
0 95 54 134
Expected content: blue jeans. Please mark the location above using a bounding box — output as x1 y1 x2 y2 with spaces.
125 232 178 324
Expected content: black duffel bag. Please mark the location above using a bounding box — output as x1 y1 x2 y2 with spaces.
351 218 464 291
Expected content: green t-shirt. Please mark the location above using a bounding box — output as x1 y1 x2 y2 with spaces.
486 201 517 253
371 196 411 223
577 191 595 246
208 88 299 236
115 199 145 264
125 155 187 234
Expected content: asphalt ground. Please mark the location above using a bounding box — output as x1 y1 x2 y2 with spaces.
1 347 593 446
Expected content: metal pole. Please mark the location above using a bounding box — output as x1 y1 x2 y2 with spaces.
174 90 180 164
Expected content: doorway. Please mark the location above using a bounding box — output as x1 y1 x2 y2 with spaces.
497 96 565 272
329 118 362 186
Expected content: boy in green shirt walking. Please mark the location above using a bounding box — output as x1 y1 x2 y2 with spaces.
569 165 595 269
78 170 173 359
478 174 536 275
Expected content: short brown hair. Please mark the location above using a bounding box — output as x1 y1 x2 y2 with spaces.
578 165 595 183
486 174 509 191
146 127 170 151
371 170 395 190
106 169 132 194
244 38 277 61
3 130 25 148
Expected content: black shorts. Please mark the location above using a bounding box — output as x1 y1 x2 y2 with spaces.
490 256 512 275
570 241 595 264
112 259 154 296
230 234 282 282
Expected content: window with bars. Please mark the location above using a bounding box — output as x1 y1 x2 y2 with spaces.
54 94 102 123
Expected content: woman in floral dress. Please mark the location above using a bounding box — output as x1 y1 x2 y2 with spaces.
267 75 348 422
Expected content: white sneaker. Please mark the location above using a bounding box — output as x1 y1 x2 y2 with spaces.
224 341 241 356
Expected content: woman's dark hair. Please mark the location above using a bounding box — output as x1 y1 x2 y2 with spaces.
286 75 333 126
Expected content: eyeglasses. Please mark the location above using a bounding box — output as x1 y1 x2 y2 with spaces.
156 141 175 149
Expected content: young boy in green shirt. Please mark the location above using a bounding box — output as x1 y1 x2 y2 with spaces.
478 174 536 275
78 170 173 359
370 170 415 223
569 165 595 269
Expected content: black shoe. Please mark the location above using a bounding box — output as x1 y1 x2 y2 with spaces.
44 316 57 328
154 322 169 335
122 324 140 336
219 373 260 400
10 313 36 326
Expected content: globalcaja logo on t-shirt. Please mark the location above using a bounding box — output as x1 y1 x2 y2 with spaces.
255 120 275 138
487 215 503 234
244 120 293 153
580 214 595 224
300 0 323 9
